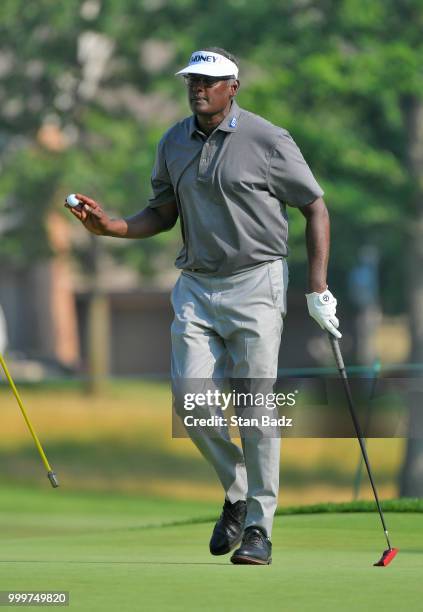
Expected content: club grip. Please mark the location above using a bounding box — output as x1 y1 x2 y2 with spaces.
47 471 59 488
328 333 345 371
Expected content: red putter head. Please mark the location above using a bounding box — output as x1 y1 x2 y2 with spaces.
374 547 399 566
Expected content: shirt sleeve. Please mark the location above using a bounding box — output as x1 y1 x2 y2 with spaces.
147 135 175 208
267 130 324 207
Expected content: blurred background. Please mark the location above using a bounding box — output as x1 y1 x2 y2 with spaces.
0 0 422 506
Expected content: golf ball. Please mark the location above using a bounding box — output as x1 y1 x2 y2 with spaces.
66 194 81 208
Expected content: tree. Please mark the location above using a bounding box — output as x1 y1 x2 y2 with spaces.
400 95 423 496
0 1 422 486
0 0 417 301
185 0 423 493
0 0 183 276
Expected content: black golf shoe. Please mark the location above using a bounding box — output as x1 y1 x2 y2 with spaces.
230 526 272 565
209 499 247 556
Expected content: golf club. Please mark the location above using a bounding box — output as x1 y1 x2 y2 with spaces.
327 333 398 567
353 359 381 500
0 353 59 488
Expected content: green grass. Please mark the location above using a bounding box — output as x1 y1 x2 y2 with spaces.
0 413 403 505
275 497 423 515
0 381 404 503
0 487 421 611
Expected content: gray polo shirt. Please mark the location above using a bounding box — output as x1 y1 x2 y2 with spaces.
148 100 324 275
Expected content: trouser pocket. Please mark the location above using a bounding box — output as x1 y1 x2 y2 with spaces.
267 259 288 315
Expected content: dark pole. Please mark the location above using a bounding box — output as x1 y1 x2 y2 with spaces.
328 333 393 551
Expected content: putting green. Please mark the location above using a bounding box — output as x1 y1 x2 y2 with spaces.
0 488 421 611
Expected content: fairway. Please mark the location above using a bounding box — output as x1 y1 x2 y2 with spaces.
0 488 421 611
0 383 403 504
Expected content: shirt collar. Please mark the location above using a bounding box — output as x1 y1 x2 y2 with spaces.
217 99 241 132
188 99 241 138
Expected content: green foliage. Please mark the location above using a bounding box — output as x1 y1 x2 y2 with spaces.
0 0 421 309
0 147 60 263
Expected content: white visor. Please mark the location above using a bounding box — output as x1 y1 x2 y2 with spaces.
175 50 238 79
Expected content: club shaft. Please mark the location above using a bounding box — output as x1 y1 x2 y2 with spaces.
328 335 392 550
353 361 380 500
0 353 53 473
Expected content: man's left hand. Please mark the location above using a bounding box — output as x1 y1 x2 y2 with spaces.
306 288 342 338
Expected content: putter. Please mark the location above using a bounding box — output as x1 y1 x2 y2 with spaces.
327 333 398 567
353 359 381 500
0 353 59 488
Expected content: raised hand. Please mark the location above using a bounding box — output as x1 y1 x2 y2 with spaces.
64 193 111 236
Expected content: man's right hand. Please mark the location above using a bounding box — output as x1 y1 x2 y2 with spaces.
65 194 178 239
64 193 112 236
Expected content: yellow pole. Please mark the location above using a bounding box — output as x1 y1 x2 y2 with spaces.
0 353 58 486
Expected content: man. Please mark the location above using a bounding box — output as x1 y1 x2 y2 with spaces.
66 47 341 565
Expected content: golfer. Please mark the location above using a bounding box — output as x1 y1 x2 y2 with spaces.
66 47 341 565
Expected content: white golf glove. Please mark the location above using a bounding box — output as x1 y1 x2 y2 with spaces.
306 288 342 338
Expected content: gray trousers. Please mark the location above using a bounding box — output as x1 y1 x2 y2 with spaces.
171 259 288 536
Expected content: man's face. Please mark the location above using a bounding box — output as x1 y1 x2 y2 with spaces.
185 75 239 115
